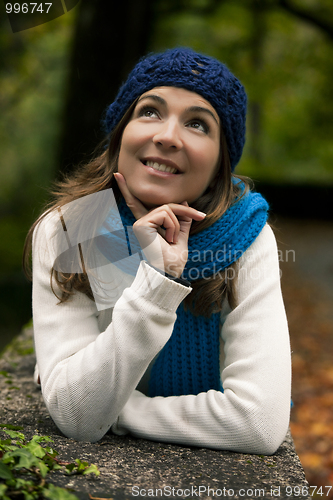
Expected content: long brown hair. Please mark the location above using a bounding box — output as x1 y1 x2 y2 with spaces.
23 96 250 316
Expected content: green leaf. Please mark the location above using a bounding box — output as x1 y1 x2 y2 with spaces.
52 463 63 471
3 449 39 469
75 458 88 472
65 463 76 473
2 429 25 441
45 446 58 457
44 483 79 500
22 492 35 500
37 460 49 478
82 464 100 476
0 438 12 447
0 444 17 452
0 461 14 480
7 478 37 500
26 440 46 459
0 424 24 430
11 477 35 490
31 435 53 444
0 428 100 499
0 483 11 500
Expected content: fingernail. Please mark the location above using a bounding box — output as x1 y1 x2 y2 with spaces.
197 211 206 217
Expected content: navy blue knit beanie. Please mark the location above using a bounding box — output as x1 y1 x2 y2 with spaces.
103 47 247 171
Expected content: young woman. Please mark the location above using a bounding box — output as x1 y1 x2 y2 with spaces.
24 47 291 454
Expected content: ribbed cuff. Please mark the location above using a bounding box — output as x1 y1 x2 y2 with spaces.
130 261 192 312
146 262 191 287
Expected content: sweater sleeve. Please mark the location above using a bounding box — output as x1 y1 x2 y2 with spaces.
32 215 191 442
111 225 292 455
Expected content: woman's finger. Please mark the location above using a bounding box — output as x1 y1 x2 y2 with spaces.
171 202 205 244
163 211 180 244
136 207 179 244
163 203 206 222
113 172 148 220
158 206 180 244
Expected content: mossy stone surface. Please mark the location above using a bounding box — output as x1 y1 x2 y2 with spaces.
0 329 310 499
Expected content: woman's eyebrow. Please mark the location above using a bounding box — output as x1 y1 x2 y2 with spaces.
137 94 166 105
186 106 219 125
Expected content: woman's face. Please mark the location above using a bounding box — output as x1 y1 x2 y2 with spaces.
117 86 221 209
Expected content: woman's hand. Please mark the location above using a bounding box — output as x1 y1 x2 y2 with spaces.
114 172 206 278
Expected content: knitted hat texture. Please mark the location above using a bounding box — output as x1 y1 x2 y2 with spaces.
103 47 247 171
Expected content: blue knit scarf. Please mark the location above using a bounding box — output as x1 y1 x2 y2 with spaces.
99 186 269 397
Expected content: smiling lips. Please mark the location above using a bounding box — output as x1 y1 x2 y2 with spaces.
142 158 180 175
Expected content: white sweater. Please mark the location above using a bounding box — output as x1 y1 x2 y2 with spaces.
32 215 291 454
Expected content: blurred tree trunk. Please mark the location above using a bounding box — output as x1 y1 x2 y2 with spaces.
248 0 267 164
57 0 156 176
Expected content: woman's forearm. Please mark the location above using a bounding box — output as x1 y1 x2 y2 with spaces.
33 218 191 442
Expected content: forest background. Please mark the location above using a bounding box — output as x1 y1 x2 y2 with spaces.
1 0 333 494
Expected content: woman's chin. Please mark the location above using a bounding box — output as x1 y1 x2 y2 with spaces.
135 192 180 210
142 199 169 210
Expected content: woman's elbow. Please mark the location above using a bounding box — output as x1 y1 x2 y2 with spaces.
245 409 290 455
48 408 112 443
250 429 285 455
212 395 290 455
60 425 109 443
43 390 113 443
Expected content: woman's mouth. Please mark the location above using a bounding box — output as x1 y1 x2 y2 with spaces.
142 159 179 175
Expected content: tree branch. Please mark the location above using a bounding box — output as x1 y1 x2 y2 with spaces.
277 0 333 40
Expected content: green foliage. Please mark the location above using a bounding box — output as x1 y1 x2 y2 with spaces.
0 8 77 279
2 0 333 333
0 426 100 499
0 10 76 202
152 0 333 185
0 9 77 342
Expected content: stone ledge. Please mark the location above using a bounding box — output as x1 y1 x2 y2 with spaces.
0 329 310 499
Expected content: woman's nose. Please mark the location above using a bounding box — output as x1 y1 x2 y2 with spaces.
152 119 183 149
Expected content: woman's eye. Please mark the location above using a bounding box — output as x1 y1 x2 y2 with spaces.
138 106 159 118
188 120 209 133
